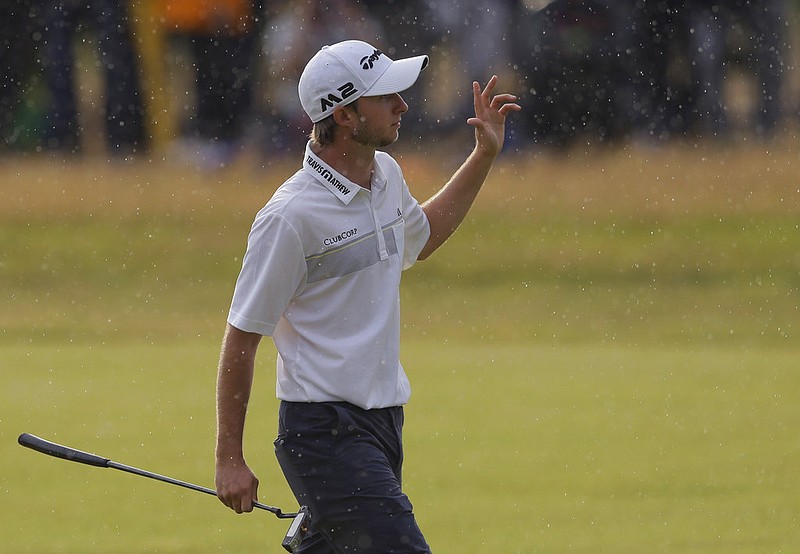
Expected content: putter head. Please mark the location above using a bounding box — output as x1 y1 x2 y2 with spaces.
281 506 311 552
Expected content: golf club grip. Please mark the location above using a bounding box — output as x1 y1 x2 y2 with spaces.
105 461 282 514
18 433 110 468
18 432 291 517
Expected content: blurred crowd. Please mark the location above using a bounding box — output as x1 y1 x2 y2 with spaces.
0 0 797 164
516 0 795 149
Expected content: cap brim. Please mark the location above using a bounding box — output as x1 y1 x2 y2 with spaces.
363 55 429 97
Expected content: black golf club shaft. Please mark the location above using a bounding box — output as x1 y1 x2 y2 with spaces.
18 433 296 518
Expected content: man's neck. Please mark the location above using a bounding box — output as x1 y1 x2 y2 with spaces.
312 140 375 190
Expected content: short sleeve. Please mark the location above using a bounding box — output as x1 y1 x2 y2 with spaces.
400 178 430 269
227 212 306 336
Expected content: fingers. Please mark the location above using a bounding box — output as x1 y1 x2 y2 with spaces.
479 74 499 99
498 101 523 116
216 469 259 514
472 80 483 112
491 93 519 108
230 491 257 514
220 489 257 513
466 75 522 156
472 75 497 110
472 76 521 117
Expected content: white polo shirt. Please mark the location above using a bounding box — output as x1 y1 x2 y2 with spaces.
228 142 430 410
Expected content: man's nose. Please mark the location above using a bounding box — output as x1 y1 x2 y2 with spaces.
394 94 409 114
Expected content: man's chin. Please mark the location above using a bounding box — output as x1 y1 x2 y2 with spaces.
353 135 398 149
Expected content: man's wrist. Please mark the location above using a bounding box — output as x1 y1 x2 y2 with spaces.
471 143 498 164
215 442 244 465
216 455 245 468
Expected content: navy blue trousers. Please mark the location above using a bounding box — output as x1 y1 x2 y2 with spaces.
274 401 431 554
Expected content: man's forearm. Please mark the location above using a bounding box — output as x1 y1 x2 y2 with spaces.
418 147 495 260
418 75 519 260
215 324 261 463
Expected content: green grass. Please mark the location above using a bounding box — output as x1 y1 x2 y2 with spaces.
4 342 799 552
404 343 800 553
2 145 800 552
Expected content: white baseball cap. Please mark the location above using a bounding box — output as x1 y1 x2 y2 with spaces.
298 40 429 123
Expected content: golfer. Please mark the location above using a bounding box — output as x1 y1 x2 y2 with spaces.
215 40 520 553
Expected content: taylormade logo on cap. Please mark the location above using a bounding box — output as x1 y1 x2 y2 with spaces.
298 40 429 123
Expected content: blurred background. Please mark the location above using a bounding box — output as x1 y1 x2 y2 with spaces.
3 3 800 552
1 0 799 164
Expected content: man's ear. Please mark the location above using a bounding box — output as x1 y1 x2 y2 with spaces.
332 105 357 128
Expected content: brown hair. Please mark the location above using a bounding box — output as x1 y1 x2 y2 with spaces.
310 115 337 146
309 100 359 146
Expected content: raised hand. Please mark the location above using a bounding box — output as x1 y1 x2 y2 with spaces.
466 75 522 158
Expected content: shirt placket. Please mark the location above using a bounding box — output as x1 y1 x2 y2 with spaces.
369 188 389 261
369 181 389 260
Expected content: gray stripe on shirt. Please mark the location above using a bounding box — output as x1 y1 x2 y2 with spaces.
306 220 401 283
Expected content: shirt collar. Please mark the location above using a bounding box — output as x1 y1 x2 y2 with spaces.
303 142 361 205
371 155 387 192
